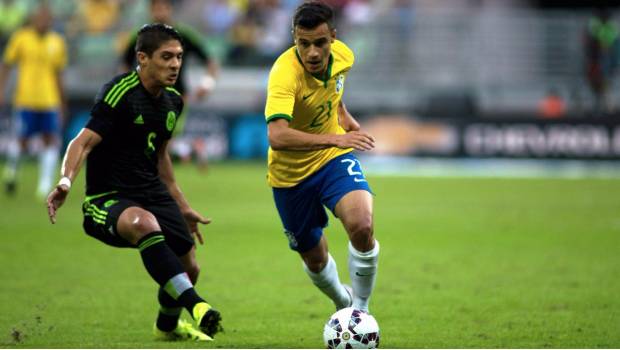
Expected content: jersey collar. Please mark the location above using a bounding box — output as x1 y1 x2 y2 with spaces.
295 49 334 87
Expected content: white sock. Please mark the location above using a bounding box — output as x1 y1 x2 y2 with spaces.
348 240 379 312
3 139 20 181
37 146 59 196
303 254 351 310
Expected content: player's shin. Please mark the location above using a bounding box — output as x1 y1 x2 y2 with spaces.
348 240 379 312
137 232 205 313
304 254 352 310
156 287 183 332
3 139 20 192
37 146 59 197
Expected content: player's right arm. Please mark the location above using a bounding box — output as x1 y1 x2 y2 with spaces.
268 119 374 151
265 60 374 152
0 63 11 106
0 30 19 106
47 128 102 224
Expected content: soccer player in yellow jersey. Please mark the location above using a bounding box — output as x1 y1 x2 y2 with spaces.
0 4 66 198
265 1 379 313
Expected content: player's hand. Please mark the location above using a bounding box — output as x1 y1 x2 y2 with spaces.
182 208 211 245
191 74 216 101
46 184 70 224
193 85 211 101
336 131 375 151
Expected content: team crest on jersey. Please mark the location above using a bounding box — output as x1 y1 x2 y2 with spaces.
166 111 176 131
335 74 345 94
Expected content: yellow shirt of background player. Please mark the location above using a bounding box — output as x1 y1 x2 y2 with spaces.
3 27 67 110
265 39 355 188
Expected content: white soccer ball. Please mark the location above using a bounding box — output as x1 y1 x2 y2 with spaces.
323 307 380 349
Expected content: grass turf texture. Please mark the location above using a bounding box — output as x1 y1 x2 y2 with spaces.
0 161 619 348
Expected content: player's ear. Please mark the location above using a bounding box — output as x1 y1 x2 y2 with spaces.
136 51 148 66
330 28 336 42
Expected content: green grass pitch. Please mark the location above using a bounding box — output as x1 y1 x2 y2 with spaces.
0 161 619 348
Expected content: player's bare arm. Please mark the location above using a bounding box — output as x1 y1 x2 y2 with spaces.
157 140 210 244
338 101 360 132
268 118 375 152
0 63 11 106
46 128 102 223
56 70 68 123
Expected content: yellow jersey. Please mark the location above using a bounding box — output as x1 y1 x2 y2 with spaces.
3 27 67 110
265 40 354 188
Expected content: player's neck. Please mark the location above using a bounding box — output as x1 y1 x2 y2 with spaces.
137 68 163 97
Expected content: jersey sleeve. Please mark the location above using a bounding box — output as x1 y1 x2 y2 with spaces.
2 31 21 65
265 60 298 123
54 36 68 70
85 82 123 139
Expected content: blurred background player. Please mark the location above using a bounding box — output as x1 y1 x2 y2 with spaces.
0 3 67 198
46 23 221 341
265 1 379 313
121 0 218 169
584 7 620 115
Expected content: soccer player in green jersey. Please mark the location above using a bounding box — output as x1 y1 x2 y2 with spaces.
46 24 221 341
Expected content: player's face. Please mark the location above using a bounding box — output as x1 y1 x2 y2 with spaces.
151 0 172 23
33 6 52 33
294 23 336 75
142 40 183 87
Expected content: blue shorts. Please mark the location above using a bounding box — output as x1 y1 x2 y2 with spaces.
18 109 59 138
272 153 372 253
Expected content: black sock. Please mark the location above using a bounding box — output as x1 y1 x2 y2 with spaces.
178 288 204 316
138 232 204 314
156 288 182 332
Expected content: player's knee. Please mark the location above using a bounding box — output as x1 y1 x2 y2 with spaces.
347 217 374 251
131 212 159 234
120 209 161 244
304 255 328 273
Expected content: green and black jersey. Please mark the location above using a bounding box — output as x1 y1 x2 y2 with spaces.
84 70 184 197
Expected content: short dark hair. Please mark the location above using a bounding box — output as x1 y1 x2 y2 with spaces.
292 1 335 30
135 23 182 56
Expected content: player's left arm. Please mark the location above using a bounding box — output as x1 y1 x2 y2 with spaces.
55 37 68 123
56 70 67 123
338 101 360 132
157 140 210 244
183 28 218 100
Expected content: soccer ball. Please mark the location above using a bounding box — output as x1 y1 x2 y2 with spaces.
323 307 380 349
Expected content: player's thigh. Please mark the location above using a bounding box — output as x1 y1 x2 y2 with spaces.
82 194 143 248
273 183 328 253
320 153 373 215
18 109 37 138
335 190 374 250
144 196 195 257
38 110 60 144
334 190 373 232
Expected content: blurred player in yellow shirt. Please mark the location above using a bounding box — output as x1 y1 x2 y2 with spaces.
0 4 67 198
265 1 379 313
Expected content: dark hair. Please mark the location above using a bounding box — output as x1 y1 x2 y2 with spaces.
292 1 335 30
135 23 182 56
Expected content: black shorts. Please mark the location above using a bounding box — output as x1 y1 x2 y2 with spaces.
81 191 194 256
